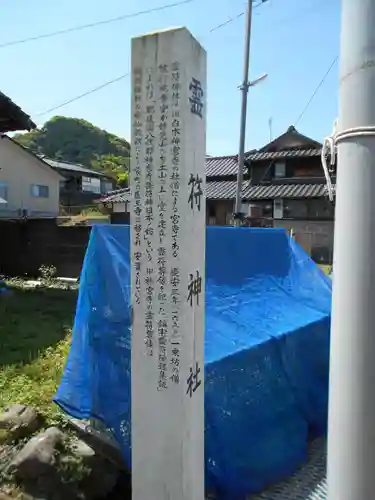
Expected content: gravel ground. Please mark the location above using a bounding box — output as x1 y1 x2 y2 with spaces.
250 438 327 500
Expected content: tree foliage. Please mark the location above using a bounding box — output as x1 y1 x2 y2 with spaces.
14 116 130 186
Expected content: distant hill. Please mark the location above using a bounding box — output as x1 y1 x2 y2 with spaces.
14 116 130 186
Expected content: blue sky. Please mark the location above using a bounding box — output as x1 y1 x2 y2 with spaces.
1 0 340 155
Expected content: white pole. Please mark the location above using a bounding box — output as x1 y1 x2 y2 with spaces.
130 27 206 500
327 0 375 498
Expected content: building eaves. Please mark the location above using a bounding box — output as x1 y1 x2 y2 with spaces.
99 188 131 203
206 180 238 200
242 182 328 200
0 91 36 133
100 182 331 204
246 148 322 162
42 157 109 178
205 149 322 178
205 155 245 177
207 181 331 201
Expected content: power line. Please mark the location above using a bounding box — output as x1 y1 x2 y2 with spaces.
209 1 264 33
0 0 194 49
36 7 258 118
35 73 130 117
295 56 338 126
209 12 244 33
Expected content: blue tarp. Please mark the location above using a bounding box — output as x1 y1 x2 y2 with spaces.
55 225 332 499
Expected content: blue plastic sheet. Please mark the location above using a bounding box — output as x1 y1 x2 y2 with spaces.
55 225 332 499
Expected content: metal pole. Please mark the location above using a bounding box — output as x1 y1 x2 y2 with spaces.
327 0 375 498
234 0 253 226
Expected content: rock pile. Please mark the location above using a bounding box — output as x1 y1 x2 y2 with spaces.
0 405 130 500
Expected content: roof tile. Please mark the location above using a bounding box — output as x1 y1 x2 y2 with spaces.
100 183 331 203
205 149 322 178
100 188 131 203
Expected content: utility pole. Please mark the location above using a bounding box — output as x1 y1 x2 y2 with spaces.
234 0 252 227
327 0 375 499
233 0 267 226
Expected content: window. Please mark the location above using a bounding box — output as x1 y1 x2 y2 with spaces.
31 184 49 198
0 181 8 207
82 176 101 194
274 161 286 178
273 199 284 219
102 181 114 194
283 200 308 218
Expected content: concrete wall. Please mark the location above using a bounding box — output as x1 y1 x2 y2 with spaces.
0 136 61 218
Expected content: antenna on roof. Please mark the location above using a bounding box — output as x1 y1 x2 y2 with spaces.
268 117 273 142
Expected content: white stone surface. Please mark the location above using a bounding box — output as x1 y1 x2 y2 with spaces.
130 27 206 500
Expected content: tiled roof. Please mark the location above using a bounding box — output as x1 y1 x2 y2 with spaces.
206 181 330 200
247 148 322 162
206 181 238 200
99 188 131 203
101 183 330 203
242 182 328 200
205 149 322 178
0 91 36 133
42 157 109 178
205 155 242 177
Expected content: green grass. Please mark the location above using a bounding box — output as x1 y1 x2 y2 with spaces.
318 264 332 275
0 284 77 425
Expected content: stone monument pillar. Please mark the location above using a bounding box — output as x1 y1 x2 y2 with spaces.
130 27 207 500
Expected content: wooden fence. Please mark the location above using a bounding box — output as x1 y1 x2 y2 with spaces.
0 219 91 278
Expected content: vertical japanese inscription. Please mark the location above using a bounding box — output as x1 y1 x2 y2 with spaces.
170 61 181 385
144 68 155 357
189 77 204 119
157 64 169 391
132 68 143 310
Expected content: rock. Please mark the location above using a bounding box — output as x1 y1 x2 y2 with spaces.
0 405 44 441
79 455 119 500
69 438 119 499
9 427 64 480
70 439 95 460
0 492 13 500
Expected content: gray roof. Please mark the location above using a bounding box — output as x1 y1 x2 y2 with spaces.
206 181 237 200
205 149 322 178
99 188 131 203
205 156 240 177
42 157 109 178
243 182 328 200
248 148 322 162
0 91 36 133
207 181 330 201
100 182 331 204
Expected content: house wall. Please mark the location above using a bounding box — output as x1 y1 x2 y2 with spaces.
250 156 324 182
0 137 60 218
206 199 233 226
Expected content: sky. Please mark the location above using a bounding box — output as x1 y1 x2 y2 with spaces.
0 0 340 156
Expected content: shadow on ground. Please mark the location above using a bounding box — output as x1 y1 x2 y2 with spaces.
250 438 327 500
0 285 78 367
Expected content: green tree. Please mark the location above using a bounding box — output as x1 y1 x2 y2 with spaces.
14 116 130 183
91 154 130 187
